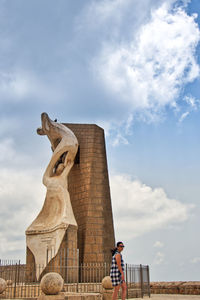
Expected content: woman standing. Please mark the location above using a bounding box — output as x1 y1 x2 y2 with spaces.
110 241 127 300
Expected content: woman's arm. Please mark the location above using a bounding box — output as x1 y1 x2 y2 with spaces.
115 253 125 281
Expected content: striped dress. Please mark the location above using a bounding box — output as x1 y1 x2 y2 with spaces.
110 251 125 286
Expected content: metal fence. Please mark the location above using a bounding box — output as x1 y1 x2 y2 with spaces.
0 260 150 299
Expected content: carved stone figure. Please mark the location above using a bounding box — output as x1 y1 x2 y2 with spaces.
26 113 78 279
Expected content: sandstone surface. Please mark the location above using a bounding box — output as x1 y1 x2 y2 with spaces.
40 272 64 295
0 278 7 294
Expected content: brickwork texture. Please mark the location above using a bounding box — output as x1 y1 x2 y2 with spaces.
65 123 115 265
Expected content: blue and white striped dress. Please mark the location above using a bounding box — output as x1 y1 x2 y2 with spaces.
110 251 125 286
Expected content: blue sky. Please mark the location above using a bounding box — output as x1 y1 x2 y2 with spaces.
0 0 200 281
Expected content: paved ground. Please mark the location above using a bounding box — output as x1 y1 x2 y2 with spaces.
7 295 200 300
135 295 200 300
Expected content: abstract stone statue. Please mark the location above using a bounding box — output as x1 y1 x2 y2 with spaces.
26 113 78 279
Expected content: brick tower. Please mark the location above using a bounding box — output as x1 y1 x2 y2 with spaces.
66 124 115 264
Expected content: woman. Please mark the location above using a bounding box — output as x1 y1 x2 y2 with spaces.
110 241 126 300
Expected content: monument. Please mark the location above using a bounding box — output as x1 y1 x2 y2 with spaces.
26 113 78 279
26 113 115 279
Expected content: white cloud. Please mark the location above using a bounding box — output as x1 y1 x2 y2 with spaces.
0 71 34 100
178 111 190 123
0 70 63 103
0 137 31 166
0 137 45 260
76 0 132 32
0 138 15 162
76 0 168 35
154 241 164 248
184 95 200 110
190 257 200 264
94 2 200 117
112 133 129 147
0 117 20 137
110 174 194 239
153 251 165 265
0 232 25 256
178 95 200 123
0 167 45 260
98 117 133 146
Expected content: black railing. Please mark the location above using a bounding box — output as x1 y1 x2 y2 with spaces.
0 260 150 298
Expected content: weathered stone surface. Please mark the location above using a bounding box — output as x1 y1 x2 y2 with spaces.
66 124 115 265
0 278 7 294
102 289 113 300
26 113 78 279
102 276 113 290
64 292 102 300
40 272 64 295
38 292 65 300
27 118 115 279
151 282 200 295
38 292 102 300
6 279 12 286
102 277 113 300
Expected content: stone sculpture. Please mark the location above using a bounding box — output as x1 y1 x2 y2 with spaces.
0 278 7 294
40 272 64 295
26 113 78 279
102 276 113 300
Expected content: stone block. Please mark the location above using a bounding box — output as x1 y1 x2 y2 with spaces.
38 293 65 300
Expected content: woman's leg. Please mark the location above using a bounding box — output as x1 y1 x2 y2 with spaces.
112 285 120 300
121 282 127 300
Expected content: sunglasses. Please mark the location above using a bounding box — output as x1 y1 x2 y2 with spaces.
119 245 125 248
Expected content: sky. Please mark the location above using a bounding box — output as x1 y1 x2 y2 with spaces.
0 0 200 282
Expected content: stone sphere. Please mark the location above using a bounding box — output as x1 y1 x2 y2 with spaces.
0 278 7 294
6 280 13 286
40 272 64 295
102 276 113 289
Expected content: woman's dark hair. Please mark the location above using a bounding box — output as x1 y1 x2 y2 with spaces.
110 247 117 256
117 241 123 247
110 241 123 256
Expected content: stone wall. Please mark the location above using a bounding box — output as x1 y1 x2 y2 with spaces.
151 282 200 295
65 124 115 265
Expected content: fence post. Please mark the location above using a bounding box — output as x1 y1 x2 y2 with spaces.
125 263 128 299
139 264 144 298
13 263 18 298
76 261 79 293
17 260 21 283
147 265 151 298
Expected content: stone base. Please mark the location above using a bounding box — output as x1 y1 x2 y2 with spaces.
65 292 102 300
26 225 78 282
38 292 65 300
38 292 102 300
102 289 113 300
